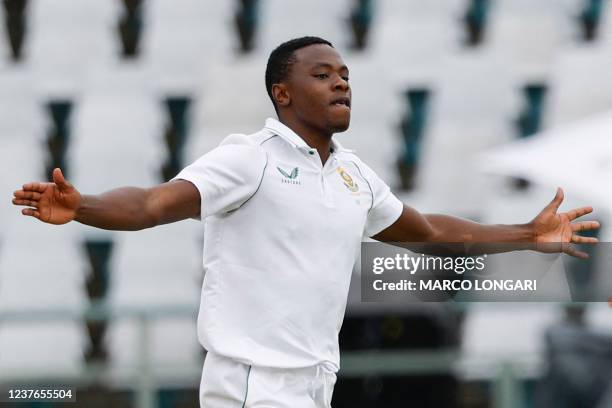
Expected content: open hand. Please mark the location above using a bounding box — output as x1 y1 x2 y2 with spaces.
530 188 600 259
12 168 81 225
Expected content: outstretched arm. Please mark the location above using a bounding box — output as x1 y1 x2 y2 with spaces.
373 188 600 258
12 168 200 231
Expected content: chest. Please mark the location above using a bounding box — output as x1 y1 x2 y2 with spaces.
253 156 372 240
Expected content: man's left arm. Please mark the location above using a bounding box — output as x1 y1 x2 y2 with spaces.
372 188 600 258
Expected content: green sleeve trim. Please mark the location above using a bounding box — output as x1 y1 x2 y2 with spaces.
241 365 252 408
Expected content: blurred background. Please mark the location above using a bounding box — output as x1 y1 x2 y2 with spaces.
0 0 611 407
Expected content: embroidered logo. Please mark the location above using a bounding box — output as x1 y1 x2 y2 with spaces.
277 166 298 179
277 166 301 185
337 167 359 192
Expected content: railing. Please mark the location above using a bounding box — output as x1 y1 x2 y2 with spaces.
0 304 541 408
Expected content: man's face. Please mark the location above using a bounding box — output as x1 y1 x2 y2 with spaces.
281 44 351 134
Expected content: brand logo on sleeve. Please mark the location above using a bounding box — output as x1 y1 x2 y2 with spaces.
337 167 359 192
277 166 301 185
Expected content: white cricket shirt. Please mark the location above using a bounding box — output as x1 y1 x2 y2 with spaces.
173 118 403 371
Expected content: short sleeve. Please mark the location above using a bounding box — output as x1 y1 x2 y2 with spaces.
171 144 268 219
356 160 404 237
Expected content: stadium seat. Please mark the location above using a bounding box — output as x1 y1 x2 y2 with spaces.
579 0 605 41
0 68 45 143
349 0 374 50
27 0 120 84
0 69 48 235
197 57 272 132
2 0 28 61
0 322 86 374
117 0 144 58
105 221 202 379
397 88 431 191
258 0 352 54
370 0 462 79
69 64 165 194
161 96 192 181
141 0 234 87
0 221 88 309
44 100 74 177
84 240 114 301
461 303 561 363
486 0 565 78
415 53 517 215
81 238 113 363
107 222 201 307
234 0 260 53
546 46 612 126
516 83 548 138
598 0 612 44
463 0 490 46
0 222 88 373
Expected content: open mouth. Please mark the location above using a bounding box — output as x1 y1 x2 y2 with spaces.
330 97 351 109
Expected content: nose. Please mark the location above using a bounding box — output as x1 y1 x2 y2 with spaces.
333 74 349 92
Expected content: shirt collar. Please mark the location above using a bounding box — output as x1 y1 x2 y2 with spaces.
264 117 309 149
264 117 354 154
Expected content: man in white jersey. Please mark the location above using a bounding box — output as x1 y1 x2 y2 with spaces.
12 37 599 407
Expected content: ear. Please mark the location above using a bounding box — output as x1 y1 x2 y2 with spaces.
272 83 290 108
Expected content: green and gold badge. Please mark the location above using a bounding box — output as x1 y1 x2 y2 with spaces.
337 167 359 192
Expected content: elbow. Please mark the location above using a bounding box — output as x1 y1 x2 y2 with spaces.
120 216 157 231
421 216 442 242
125 201 159 231
139 188 162 230
138 209 160 230
426 226 443 243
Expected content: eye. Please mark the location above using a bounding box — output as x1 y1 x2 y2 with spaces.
315 73 329 79
342 76 349 82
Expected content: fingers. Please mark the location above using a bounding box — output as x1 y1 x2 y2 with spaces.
546 187 564 213
571 235 598 244
571 220 600 232
13 190 42 200
12 198 39 208
566 206 594 221
21 208 41 219
21 182 47 193
12 189 41 208
52 168 71 191
563 244 589 259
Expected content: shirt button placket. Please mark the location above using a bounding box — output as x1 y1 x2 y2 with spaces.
321 172 335 208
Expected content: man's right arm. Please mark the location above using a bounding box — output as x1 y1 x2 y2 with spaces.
12 168 201 231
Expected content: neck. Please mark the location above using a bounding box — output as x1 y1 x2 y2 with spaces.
279 115 333 164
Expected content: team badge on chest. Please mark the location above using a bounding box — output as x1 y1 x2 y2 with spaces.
337 167 359 192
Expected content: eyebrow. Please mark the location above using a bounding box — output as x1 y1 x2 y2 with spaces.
311 62 349 73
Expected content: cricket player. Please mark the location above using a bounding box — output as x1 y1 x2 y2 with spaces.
12 37 599 407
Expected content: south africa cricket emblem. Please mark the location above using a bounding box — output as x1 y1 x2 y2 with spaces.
337 167 359 192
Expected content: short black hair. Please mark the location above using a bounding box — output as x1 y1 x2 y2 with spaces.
265 36 333 113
